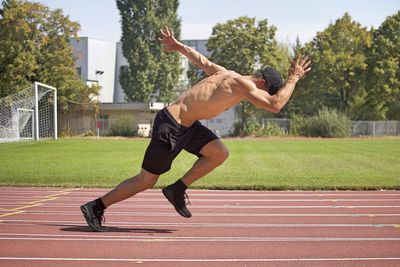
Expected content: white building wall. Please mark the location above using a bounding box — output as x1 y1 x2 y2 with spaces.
71 38 116 103
87 39 116 103
114 42 128 103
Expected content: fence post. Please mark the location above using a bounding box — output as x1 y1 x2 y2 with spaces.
372 121 376 137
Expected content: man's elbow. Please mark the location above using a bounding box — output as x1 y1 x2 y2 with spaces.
267 100 282 113
270 106 281 113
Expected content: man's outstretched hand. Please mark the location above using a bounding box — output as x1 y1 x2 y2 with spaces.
159 26 179 53
288 54 311 81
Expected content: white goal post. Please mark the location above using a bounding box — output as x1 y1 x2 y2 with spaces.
0 82 57 142
34 82 57 141
17 108 34 141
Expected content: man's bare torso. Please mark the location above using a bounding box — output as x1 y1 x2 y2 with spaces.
167 71 249 127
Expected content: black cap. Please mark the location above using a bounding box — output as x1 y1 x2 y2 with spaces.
261 67 283 95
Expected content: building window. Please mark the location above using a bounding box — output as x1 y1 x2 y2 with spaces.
76 67 82 76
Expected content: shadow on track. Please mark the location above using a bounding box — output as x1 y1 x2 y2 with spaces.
60 225 176 233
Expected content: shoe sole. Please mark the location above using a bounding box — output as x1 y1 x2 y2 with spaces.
162 188 192 218
80 204 108 232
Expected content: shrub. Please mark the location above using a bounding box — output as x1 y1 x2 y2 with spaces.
240 120 286 137
290 114 309 136
83 130 96 137
309 108 352 137
258 122 286 137
291 108 352 138
243 120 261 136
109 117 136 137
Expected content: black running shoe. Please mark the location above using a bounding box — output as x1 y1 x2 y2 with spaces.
80 201 108 232
162 185 192 218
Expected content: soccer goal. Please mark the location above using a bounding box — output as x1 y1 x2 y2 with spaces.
0 82 57 143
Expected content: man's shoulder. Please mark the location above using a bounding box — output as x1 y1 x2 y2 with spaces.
229 75 257 95
214 69 239 76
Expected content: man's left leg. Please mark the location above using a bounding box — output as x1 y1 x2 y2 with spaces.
181 139 229 186
162 139 229 218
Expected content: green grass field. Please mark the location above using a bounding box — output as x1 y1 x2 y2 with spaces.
0 138 399 190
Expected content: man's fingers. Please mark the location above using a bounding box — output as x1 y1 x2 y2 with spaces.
160 26 175 38
301 56 309 66
303 60 311 69
160 28 166 37
296 54 301 65
304 67 311 74
165 26 174 37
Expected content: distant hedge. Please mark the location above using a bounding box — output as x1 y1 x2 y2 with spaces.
291 108 352 137
109 117 136 137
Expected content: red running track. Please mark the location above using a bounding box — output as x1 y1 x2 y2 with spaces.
0 187 400 267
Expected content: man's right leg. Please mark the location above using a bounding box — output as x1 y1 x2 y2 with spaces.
101 168 159 207
81 168 159 232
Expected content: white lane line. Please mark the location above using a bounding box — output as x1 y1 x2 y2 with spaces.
0 257 399 262
2 204 400 209
1 219 400 228
5 211 400 217
1 237 400 242
0 233 399 242
1 191 399 197
3 198 400 202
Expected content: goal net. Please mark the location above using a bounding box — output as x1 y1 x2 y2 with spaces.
0 82 57 142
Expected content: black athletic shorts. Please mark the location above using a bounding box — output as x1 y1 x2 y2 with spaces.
142 108 219 175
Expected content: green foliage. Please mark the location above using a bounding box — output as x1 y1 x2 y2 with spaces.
258 122 286 137
117 0 181 102
291 108 352 138
206 16 291 133
290 114 309 136
240 120 286 137
289 12 400 120
109 117 136 137
242 120 261 136
387 103 400 120
308 108 352 137
186 61 206 86
365 11 400 119
291 13 371 118
0 0 99 111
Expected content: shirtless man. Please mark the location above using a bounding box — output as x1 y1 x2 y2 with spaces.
80 26 311 232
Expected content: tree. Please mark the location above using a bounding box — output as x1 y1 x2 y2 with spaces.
365 11 400 119
117 0 181 103
0 0 99 111
293 13 371 118
187 61 206 87
206 16 291 133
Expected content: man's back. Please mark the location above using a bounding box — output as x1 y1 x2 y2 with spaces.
169 71 246 126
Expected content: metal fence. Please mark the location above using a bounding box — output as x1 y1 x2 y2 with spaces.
352 121 400 136
262 118 400 137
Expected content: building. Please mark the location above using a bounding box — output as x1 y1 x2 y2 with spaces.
70 37 117 103
66 38 236 137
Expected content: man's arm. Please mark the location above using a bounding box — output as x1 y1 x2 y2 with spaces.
244 55 311 113
159 26 226 76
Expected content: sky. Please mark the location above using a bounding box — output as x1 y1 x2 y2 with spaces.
31 0 400 44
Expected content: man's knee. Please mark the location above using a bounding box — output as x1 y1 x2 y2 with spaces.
200 140 230 166
211 146 229 165
140 169 159 189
